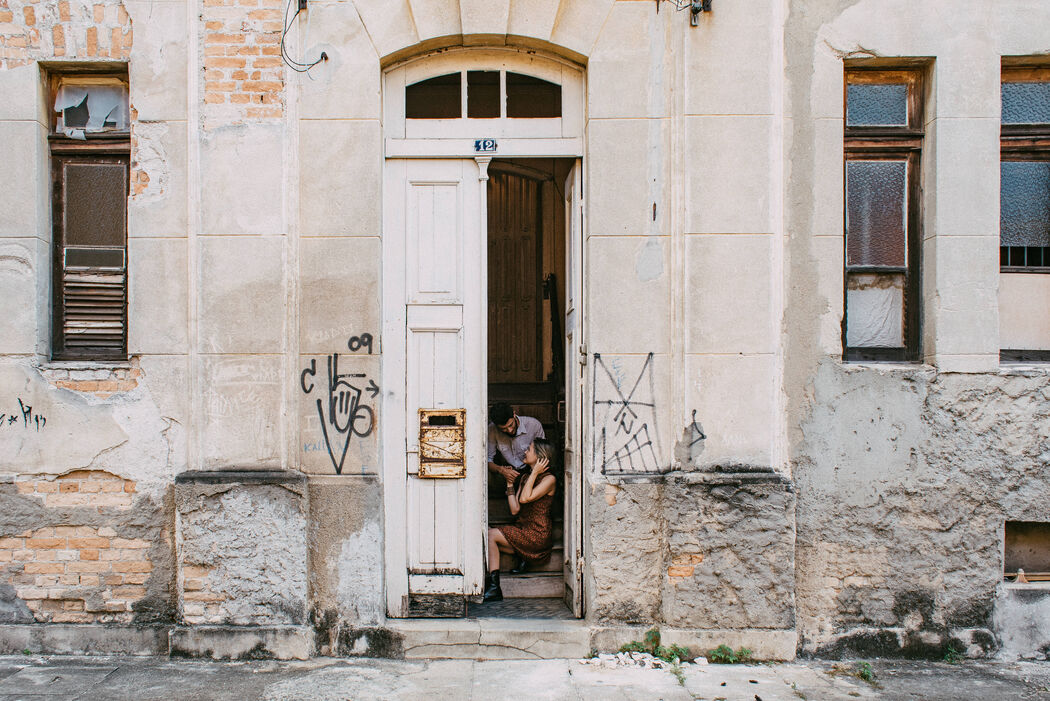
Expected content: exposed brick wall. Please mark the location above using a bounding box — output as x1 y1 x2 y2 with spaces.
0 0 131 70
41 360 141 398
1 525 152 622
180 564 225 623
202 0 284 121
16 470 136 508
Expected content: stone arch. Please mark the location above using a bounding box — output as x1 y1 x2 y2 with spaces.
350 0 615 67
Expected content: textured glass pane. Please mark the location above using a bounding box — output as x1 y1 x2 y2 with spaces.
64 163 127 247
1002 82 1050 125
846 160 907 267
406 74 460 119
1001 161 1050 247
846 273 905 348
467 71 500 118
846 83 907 126
506 73 561 118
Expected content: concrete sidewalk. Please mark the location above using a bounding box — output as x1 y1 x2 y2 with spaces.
0 655 1049 700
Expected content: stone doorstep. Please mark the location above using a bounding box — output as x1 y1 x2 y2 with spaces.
388 620 799 661
388 617 592 660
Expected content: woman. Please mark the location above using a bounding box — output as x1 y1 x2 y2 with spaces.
484 438 557 602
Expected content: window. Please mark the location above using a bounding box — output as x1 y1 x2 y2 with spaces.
49 74 130 360
1000 67 1050 361
843 69 924 362
405 70 562 120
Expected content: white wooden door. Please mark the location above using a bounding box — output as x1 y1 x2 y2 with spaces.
383 159 487 617
563 160 585 617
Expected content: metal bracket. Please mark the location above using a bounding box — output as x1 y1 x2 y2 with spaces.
690 0 711 25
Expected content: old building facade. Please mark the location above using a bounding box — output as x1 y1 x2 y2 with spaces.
1 0 1049 660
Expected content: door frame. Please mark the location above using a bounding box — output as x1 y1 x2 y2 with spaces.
381 49 587 620
381 154 586 618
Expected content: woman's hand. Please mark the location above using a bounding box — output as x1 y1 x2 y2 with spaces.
533 457 550 477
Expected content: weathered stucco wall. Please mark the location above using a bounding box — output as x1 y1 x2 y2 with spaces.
1 0 1049 662
794 364 1050 657
586 473 795 640
784 0 1050 659
175 473 308 626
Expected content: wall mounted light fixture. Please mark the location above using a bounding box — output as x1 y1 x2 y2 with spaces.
690 0 712 25
659 0 712 25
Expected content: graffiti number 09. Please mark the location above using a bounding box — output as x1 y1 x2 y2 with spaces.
348 333 373 354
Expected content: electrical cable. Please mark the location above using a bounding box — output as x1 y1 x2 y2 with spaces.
279 0 327 73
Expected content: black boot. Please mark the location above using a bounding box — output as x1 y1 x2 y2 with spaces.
510 555 529 575
483 570 503 602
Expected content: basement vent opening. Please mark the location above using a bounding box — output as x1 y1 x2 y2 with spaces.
1005 521 1050 582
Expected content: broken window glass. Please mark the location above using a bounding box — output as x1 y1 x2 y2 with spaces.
406 73 461 119
846 160 907 267
54 83 129 138
846 83 908 127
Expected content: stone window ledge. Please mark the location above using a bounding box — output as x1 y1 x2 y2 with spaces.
997 363 1050 377
839 361 937 379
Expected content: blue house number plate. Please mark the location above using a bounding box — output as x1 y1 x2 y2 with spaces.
474 138 497 153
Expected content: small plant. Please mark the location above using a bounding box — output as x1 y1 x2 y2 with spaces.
706 643 754 664
617 628 692 685
829 661 879 687
618 627 690 664
943 643 963 665
21 648 31 656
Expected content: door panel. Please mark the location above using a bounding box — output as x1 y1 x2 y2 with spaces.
563 160 584 617
383 159 486 617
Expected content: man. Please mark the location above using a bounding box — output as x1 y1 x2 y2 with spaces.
487 402 545 483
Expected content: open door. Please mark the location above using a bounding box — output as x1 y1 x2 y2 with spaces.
563 160 584 617
383 158 487 617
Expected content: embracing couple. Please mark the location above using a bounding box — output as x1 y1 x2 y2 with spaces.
484 402 558 603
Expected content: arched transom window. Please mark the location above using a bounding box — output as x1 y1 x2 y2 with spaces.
384 49 584 156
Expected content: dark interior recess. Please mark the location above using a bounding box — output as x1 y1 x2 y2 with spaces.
406 73 461 119
486 158 574 608
1005 521 1050 578
506 73 561 118
467 70 500 118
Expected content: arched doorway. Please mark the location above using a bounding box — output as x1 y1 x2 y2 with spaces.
381 48 586 618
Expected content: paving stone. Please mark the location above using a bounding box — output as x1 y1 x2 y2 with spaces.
0 665 115 695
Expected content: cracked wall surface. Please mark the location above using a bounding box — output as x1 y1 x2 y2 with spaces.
784 0 1050 659
0 361 183 624
175 479 308 626
586 474 796 634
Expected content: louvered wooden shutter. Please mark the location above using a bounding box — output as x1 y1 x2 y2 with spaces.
53 156 128 359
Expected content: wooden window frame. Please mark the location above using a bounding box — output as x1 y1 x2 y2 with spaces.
48 71 130 361
1000 66 1050 362
843 68 925 363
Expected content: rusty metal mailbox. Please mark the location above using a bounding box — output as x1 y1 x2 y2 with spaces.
418 409 466 478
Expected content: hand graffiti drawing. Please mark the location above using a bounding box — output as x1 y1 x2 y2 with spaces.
301 354 378 475
592 352 663 475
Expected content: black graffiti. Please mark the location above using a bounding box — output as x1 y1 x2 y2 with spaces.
592 352 663 474
688 409 706 447
301 353 377 474
0 398 46 432
347 333 374 354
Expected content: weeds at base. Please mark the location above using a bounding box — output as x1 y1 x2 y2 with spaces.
828 661 881 689
707 644 754 664
943 643 964 665
617 627 691 686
